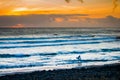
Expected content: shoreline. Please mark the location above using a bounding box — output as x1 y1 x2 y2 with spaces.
0 61 119 76
0 63 120 80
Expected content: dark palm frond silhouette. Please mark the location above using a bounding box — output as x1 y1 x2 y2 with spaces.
113 0 118 12
65 0 84 3
65 0 118 12
78 0 84 3
65 0 70 3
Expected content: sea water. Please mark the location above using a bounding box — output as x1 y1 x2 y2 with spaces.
0 28 120 75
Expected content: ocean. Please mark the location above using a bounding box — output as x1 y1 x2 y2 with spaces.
0 28 120 76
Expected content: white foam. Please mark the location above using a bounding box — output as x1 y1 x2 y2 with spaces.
0 42 119 55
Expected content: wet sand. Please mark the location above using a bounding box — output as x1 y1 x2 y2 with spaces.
0 63 120 80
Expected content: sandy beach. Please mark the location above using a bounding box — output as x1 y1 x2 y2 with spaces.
0 63 119 80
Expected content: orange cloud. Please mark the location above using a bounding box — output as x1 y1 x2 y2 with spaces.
10 24 24 28
55 18 64 22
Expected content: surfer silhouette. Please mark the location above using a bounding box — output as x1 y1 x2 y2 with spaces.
77 55 81 60
76 55 82 66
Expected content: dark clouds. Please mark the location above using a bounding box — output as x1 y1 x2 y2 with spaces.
0 14 87 28
0 14 120 28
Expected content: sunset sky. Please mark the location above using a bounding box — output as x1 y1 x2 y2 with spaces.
0 0 120 28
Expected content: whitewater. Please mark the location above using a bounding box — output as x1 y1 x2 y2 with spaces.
0 28 120 76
